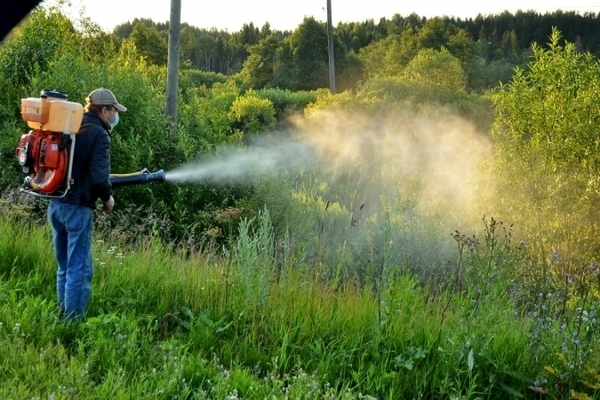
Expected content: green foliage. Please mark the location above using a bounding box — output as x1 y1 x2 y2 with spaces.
0 120 27 191
106 7 600 93
489 28 600 263
230 208 275 308
287 17 330 90
358 18 484 91
4 214 590 399
306 76 494 134
4 8 600 399
358 31 415 79
0 7 78 88
0 7 84 191
238 34 283 89
402 47 467 91
180 69 227 89
248 96 493 288
228 90 276 135
335 51 365 92
0 4 496 253
254 88 320 120
479 58 518 89
237 18 351 92
128 22 168 65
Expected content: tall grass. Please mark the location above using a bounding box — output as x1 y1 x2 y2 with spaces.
1 209 600 399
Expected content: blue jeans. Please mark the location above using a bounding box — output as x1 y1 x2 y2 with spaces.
48 202 94 321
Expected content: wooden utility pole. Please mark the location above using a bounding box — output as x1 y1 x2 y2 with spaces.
326 0 336 94
166 0 181 133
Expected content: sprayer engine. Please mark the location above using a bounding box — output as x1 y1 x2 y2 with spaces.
15 89 82 198
16 129 71 195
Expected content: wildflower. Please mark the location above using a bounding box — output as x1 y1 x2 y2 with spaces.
529 385 548 394
551 252 559 261
572 339 582 346
215 207 243 223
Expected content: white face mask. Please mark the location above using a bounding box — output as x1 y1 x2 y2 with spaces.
110 112 119 130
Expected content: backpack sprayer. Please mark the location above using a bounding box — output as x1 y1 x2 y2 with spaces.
15 89 165 199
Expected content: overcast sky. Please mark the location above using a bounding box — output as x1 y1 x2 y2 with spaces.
49 0 599 32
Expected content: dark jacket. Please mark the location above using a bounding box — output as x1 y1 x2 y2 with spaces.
53 112 112 208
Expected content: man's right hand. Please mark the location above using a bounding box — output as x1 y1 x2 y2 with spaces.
100 195 114 213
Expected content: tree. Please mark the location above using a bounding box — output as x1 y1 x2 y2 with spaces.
490 28 600 263
446 27 480 90
358 18 479 87
180 26 198 65
238 34 283 89
358 28 418 79
129 22 168 65
500 29 519 61
402 48 466 91
287 17 330 91
0 7 78 88
240 22 260 47
417 17 450 50
195 30 218 71
228 89 276 134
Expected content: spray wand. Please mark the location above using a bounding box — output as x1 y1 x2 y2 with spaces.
109 168 166 188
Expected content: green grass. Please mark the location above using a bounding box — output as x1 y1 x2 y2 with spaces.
1 212 599 399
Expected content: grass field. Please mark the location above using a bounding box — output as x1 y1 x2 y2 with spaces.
1 209 599 399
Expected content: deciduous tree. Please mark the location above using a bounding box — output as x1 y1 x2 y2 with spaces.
402 48 466 91
287 17 330 91
490 28 600 262
129 22 168 65
238 34 282 89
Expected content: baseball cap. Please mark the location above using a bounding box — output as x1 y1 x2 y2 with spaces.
86 88 127 112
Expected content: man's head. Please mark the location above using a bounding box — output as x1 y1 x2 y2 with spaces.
86 88 127 112
85 88 127 130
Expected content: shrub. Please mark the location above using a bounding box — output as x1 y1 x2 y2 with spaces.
255 88 321 119
180 69 227 89
228 90 276 135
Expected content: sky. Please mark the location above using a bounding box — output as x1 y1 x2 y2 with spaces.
48 0 599 33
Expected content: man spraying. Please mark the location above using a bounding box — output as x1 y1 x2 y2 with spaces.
48 88 126 321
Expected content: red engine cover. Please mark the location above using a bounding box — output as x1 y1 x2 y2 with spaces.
15 129 69 195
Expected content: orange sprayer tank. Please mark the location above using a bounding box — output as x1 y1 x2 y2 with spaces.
21 90 83 134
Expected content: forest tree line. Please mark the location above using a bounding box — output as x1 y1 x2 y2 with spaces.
113 10 600 92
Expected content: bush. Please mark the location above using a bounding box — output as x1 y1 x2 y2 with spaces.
255 88 321 119
180 69 227 89
228 90 276 135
